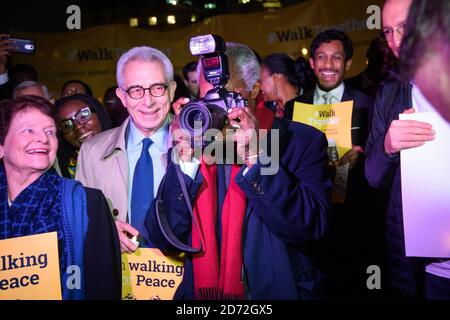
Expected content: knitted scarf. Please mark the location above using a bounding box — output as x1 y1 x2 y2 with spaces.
192 162 247 300
0 163 69 278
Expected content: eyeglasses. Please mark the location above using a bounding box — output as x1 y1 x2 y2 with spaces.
59 107 94 133
122 83 169 100
380 23 407 42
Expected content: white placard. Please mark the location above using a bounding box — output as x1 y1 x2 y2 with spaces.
400 112 450 257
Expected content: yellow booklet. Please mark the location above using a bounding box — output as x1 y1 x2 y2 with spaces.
293 101 354 203
293 101 353 159
0 232 62 300
122 248 184 300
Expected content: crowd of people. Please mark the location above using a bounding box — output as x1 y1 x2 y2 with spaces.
0 0 449 300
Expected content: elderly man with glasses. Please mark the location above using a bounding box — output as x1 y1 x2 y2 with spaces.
75 46 181 253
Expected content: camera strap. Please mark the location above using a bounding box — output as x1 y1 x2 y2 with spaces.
155 163 203 254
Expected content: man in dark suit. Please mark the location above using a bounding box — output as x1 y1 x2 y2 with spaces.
295 29 384 299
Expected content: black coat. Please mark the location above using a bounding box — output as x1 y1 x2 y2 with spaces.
365 72 425 298
84 187 122 300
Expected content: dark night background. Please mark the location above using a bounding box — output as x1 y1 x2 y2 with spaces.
1 0 308 33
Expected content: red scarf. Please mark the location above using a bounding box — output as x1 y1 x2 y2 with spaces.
192 162 247 300
254 92 275 131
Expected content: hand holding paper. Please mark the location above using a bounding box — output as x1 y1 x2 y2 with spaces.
115 220 139 254
384 108 435 155
337 145 364 169
293 101 353 203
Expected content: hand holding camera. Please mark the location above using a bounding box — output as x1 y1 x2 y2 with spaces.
0 35 14 73
0 35 36 74
171 99 197 163
228 106 260 167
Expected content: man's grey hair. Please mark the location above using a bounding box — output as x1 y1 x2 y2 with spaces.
116 46 174 88
12 81 51 100
225 42 260 92
195 42 260 92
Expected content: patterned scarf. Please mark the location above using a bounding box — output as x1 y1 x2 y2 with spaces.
0 163 68 277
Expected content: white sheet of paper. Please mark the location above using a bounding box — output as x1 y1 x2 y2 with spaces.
400 112 450 257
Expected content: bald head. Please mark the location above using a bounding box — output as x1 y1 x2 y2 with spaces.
382 0 413 58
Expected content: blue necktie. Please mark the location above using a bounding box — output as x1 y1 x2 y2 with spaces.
131 138 154 242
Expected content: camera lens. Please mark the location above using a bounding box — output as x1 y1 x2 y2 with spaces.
207 104 228 131
193 112 206 124
179 101 211 136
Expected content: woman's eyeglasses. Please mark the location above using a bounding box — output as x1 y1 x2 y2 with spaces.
59 107 94 133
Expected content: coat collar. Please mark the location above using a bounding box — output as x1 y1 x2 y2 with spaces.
100 117 130 160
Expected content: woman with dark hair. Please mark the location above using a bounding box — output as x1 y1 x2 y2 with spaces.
54 94 111 178
260 53 308 118
0 96 121 299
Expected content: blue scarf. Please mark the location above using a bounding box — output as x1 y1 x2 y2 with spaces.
0 162 69 286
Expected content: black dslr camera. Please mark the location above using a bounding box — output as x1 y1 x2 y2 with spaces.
179 34 247 146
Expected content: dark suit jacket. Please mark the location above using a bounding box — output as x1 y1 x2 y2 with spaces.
84 187 122 300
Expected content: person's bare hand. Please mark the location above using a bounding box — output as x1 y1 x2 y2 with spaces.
228 107 260 167
170 98 196 163
338 145 364 169
0 34 14 74
172 97 190 116
115 220 139 254
384 108 435 155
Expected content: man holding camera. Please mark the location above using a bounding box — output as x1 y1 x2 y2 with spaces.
146 40 332 300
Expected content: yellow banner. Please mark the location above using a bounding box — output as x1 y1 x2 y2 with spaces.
0 232 62 300
293 101 353 160
11 0 383 100
121 248 184 300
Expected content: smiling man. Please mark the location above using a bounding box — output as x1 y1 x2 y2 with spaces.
304 29 373 154
299 29 378 299
75 46 177 253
